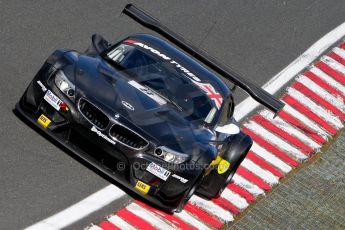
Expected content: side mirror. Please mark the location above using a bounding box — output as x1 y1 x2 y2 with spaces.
215 123 240 135
86 34 110 55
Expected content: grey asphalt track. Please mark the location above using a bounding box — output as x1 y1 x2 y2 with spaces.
2 1 345 229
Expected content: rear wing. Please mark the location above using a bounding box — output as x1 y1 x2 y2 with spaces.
122 4 284 115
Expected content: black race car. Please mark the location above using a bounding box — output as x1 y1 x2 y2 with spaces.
15 4 284 212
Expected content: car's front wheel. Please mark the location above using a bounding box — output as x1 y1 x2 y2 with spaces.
175 173 204 212
195 131 253 199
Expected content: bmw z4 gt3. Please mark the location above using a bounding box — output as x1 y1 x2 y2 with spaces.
15 4 283 212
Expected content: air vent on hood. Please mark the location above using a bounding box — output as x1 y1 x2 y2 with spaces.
109 123 148 150
79 98 109 129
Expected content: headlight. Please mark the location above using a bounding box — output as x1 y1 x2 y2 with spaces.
154 146 190 164
54 70 75 100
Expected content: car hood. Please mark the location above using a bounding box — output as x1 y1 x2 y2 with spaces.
73 55 218 160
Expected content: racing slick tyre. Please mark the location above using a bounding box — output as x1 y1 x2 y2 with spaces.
196 131 253 199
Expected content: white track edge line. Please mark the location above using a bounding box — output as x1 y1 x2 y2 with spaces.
25 185 125 230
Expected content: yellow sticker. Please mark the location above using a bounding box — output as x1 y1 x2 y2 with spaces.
217 159 230 174
210 156 222 166
135 180 150 194
37 114 51 128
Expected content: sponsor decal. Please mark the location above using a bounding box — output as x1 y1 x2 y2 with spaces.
121 100 134 111
90 126 116 145
124 39 201 82
128 80 167 105
210 155 222 167
43 90 69 112
172 174 188 183
124 39 171 60
44 90 63 111
124 40 223 109
37 114 51 128
135 180 150 194
37 81 47 92
195 82 223 109
217 159 230 174
146 162 171 181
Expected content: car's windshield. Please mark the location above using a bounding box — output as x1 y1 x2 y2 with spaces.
104 41 220 124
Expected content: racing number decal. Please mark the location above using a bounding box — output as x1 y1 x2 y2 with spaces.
140 87 154 96
37 114 51 128
135 180 150 194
